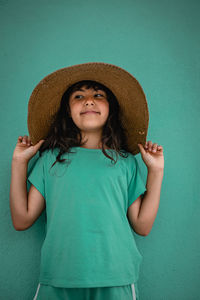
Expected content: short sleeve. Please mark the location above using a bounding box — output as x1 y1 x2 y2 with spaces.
27 153 45 198
128 156 147 207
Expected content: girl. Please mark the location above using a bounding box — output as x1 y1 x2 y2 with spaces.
10 62 164 300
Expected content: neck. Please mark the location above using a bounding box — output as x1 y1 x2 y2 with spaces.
80 131 103 149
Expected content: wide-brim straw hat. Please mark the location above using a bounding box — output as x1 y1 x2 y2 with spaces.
27 62 149 155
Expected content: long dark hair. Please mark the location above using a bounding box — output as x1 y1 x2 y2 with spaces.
38 80 130 167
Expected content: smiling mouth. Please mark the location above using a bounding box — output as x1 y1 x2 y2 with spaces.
81 112 100 115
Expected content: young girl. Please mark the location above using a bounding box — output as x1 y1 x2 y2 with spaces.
10 62 164 300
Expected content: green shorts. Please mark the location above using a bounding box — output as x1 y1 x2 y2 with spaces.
33 283 138 300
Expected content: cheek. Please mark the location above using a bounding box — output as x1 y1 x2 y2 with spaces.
69 102 80 115
102 102 109 115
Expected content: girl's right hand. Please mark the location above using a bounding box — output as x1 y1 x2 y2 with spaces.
12 135 45 163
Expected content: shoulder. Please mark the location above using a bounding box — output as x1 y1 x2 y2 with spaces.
123 151 137 166
32 149 55 170
39 148 58 160
122 152 141 178
37 149 50 162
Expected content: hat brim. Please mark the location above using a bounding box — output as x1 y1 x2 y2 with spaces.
27 62 149 155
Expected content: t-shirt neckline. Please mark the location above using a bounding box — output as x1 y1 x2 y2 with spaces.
73 147 105 151
71 147 116 153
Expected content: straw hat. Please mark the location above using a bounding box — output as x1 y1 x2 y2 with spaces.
27 62 149 155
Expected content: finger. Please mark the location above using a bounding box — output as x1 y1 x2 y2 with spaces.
148 141 153 151
22 135 28 144
152 143 158 152
145 140 151 149
157 146 163 151
18 136 23 142
138 144 146 155
34 139 45 150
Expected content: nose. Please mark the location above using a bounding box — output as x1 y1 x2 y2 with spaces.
84 95 95 105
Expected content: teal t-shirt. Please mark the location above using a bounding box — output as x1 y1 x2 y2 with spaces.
27 146 147 288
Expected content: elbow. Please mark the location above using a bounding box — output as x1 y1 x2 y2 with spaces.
135 228 151 236
133 224 151 236
142 231 150 236
14 226 28 231
137 231 149 237
14 222 32 231
10 211 31 231
12 223 26 231
11 219 30 231
134 228 148 236
129 218 152 236
136 221 153 236
142 229 152 236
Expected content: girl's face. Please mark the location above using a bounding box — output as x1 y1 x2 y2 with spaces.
68 86 109 134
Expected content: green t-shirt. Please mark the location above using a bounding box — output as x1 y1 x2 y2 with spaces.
27 146 147 288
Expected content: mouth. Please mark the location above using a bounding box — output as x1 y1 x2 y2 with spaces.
81 111 100 115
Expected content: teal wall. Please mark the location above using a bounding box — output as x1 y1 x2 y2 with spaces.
1 0 199 299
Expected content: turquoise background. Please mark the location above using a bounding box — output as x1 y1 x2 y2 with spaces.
1 0 199 299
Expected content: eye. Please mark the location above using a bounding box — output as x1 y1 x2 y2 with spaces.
74 93 105 99
94 93 105 97
74 94 83 99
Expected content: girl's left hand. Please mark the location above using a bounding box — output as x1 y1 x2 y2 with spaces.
137 141 164 171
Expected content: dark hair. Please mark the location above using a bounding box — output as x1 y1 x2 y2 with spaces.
38 80 130 168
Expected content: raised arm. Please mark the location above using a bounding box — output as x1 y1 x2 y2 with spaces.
9 135 45 230
127 141 164 236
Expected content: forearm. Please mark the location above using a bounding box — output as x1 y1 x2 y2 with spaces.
9 159 29 229
138 168 164 235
